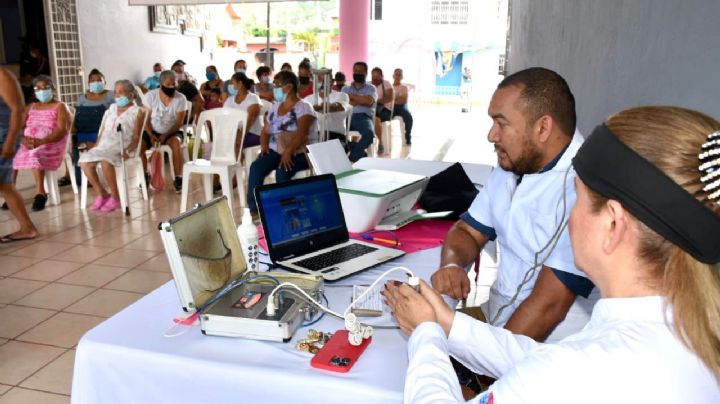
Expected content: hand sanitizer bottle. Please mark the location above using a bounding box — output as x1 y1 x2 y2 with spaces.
237 208 259 271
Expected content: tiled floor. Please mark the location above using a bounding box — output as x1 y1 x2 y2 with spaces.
0 104 496 403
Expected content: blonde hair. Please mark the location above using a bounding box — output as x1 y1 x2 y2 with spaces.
590 106 720 380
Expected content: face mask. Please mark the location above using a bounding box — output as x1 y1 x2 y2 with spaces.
298 76 310 85
206 72 217 81
273 87 287 103
228 84 238 96
154 71 161 78
353 73 366 84
35 89 53 103
161 86 176 97
174 73 186 82
89 81 104 93
235 68 246 74
260 76 270 84
115 96 130 107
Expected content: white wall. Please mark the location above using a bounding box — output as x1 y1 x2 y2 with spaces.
508 0 720 133
77 0 210 87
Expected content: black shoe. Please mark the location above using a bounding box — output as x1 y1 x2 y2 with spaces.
213 184 222 194
1 201 7 210
406 138 412 145
173 176 182 194
31 194 48 212
58 177 72 187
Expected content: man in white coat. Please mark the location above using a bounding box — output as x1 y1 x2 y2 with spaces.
432 67 598 347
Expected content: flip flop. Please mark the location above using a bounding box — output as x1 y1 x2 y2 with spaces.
0 233 36 244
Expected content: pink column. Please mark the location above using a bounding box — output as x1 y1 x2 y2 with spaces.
339 0 370 75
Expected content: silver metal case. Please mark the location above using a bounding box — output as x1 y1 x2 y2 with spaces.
158 197 323 342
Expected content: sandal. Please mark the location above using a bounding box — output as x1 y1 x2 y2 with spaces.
31 194 48 212
0 233 36 243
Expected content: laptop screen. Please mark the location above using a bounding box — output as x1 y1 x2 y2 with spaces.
256 175 349 260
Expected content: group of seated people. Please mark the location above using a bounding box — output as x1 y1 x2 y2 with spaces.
1 60 718 402
1 57 416 216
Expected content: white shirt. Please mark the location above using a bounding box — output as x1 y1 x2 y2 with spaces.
266 99 318 152
375 79 393 110
303 91 349 135
223 92 264 135
464 130 598 341
405 296 720 403
145 89 187 134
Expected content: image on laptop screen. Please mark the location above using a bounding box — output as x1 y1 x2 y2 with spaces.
258 177 344 247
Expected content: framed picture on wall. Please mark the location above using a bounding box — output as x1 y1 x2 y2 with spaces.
149 6 180 34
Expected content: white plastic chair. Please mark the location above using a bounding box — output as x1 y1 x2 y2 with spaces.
80 107 150 212
44 106 76 206
133 84 148 107
180 108 247 213
241 99 272 180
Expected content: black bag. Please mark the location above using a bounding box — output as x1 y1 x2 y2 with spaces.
74 105 107 133
418 162 480 220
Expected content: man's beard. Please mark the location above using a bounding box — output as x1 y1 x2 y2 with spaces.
497 136 544 176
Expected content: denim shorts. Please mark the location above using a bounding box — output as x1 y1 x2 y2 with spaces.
0 124 21 184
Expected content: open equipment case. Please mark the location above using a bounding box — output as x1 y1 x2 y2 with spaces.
159 197 324 342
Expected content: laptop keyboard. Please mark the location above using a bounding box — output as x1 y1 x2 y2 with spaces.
294 244 378 271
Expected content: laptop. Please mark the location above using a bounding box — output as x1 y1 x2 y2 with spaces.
255 174 405 281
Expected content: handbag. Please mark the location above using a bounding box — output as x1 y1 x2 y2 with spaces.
418 162 480 220
149 142 165 190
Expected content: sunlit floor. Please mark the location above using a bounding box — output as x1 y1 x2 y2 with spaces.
0 103 496 403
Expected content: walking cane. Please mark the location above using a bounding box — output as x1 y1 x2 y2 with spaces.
117 123 130 216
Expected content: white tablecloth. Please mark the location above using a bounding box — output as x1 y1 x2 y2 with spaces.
72 247 450 404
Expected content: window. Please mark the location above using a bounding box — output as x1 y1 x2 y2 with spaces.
430 1 469 25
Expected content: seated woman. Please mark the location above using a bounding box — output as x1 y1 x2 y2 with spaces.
254 66 274 102
224 72 263 152
64 68 115 186
246 71 317 214
385 106 720 403
200 65 224 108
75 68 114 148
78 80 145 212
140 70 188 193
12 75 71 211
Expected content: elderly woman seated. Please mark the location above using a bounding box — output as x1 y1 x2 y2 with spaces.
78 80 145 212
12 75 71 211
246 70 317 214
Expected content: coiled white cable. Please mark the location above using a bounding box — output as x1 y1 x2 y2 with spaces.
267 266 418 345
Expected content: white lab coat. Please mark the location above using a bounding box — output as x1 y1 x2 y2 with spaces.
405 296 720 403
464 130 599 341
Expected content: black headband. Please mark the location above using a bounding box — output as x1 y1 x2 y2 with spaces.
573 124 720 264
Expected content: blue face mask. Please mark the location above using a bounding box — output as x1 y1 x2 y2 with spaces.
235 68 246 74
115 96 130 107
206 72 217 81
228 84 238 96
89 81 104 93
273 87 287 103
35 89 53 103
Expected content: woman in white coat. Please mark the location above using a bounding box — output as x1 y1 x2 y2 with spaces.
385 106 720 403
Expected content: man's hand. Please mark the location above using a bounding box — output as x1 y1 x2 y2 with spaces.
1 142 16 158
431 265 470 300
279 150 294 171
383 280 437 336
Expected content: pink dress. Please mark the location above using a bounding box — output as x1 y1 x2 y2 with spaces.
13 103 68 171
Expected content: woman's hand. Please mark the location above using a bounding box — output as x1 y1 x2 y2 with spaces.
1 142 16 158
383 279 455 336
279 150 294 171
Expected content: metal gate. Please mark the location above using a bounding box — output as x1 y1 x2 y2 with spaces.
44 0 84 107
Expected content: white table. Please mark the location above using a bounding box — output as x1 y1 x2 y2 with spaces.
72 247 448 404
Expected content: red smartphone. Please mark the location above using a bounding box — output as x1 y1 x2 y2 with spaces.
310 330 372 373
